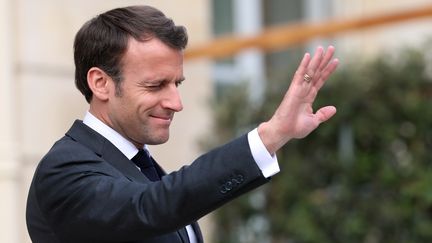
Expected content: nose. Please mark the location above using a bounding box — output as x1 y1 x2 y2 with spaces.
161 84 183 112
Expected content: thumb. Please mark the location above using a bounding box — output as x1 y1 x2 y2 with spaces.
315 106 337 123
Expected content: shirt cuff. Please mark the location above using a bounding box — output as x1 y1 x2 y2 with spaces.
247 128 280 178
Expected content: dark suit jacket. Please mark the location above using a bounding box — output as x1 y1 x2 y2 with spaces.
26 120 269 242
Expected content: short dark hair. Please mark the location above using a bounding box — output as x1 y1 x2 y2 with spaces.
74 5 188 103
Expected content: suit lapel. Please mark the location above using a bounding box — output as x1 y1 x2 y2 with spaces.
66 120 150 183
100 143 149 183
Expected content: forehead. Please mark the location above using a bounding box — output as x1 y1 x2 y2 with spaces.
125 37 183 64
120 37 184 79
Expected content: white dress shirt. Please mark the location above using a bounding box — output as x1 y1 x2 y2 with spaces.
83 111 280 242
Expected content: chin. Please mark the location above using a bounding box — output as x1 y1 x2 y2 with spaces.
146 134 170 145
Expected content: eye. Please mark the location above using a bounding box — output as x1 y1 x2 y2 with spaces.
143 85 161 92
175 80 183 87
144 82 164 90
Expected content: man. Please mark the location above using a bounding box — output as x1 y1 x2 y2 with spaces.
26 5 338 243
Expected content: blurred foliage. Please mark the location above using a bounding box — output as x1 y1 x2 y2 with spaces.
208 42 432 243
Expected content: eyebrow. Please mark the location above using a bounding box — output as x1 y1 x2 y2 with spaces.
142 77 185 84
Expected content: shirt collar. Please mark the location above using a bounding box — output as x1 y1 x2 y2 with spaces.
83 111 143 160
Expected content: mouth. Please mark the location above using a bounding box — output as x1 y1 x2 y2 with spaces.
150 114 173 123
151 114 172 120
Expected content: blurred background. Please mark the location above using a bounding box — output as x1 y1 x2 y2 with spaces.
1 0 432 242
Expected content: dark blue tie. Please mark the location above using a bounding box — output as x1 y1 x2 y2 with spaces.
131 149 160 181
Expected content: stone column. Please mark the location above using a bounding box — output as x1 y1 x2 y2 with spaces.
0 0 19 242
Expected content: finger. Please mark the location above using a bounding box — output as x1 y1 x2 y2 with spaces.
318 45 336 71
315 58 339 90
293 52 311 85
306 46 324 78
315 106 337 123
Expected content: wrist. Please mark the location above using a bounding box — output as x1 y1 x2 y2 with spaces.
257 121 291 155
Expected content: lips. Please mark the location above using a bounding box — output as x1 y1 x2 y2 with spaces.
150 114 173 121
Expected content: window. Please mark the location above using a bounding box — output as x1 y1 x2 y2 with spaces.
211 0 332 102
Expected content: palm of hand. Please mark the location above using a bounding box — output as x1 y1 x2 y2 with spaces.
259 46 339 154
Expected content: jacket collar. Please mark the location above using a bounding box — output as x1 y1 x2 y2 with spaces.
65 120 150 183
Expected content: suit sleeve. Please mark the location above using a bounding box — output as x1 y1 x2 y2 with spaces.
33 134 269 242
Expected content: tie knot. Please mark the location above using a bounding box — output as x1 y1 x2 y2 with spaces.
131 149 160 181
131 149 153 169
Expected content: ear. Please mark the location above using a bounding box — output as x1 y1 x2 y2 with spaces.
87 67 112 101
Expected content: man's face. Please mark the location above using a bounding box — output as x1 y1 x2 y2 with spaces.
106 38 184 147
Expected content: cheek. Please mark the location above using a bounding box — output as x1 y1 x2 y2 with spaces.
137 95 160 111
112 98 139 124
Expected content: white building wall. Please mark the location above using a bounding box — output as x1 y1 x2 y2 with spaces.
0 0 213 242
332 0 432 60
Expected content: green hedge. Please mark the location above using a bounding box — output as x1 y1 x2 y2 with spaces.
209 42 432 243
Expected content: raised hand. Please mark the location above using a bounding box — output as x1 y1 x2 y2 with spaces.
258 46 339 154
